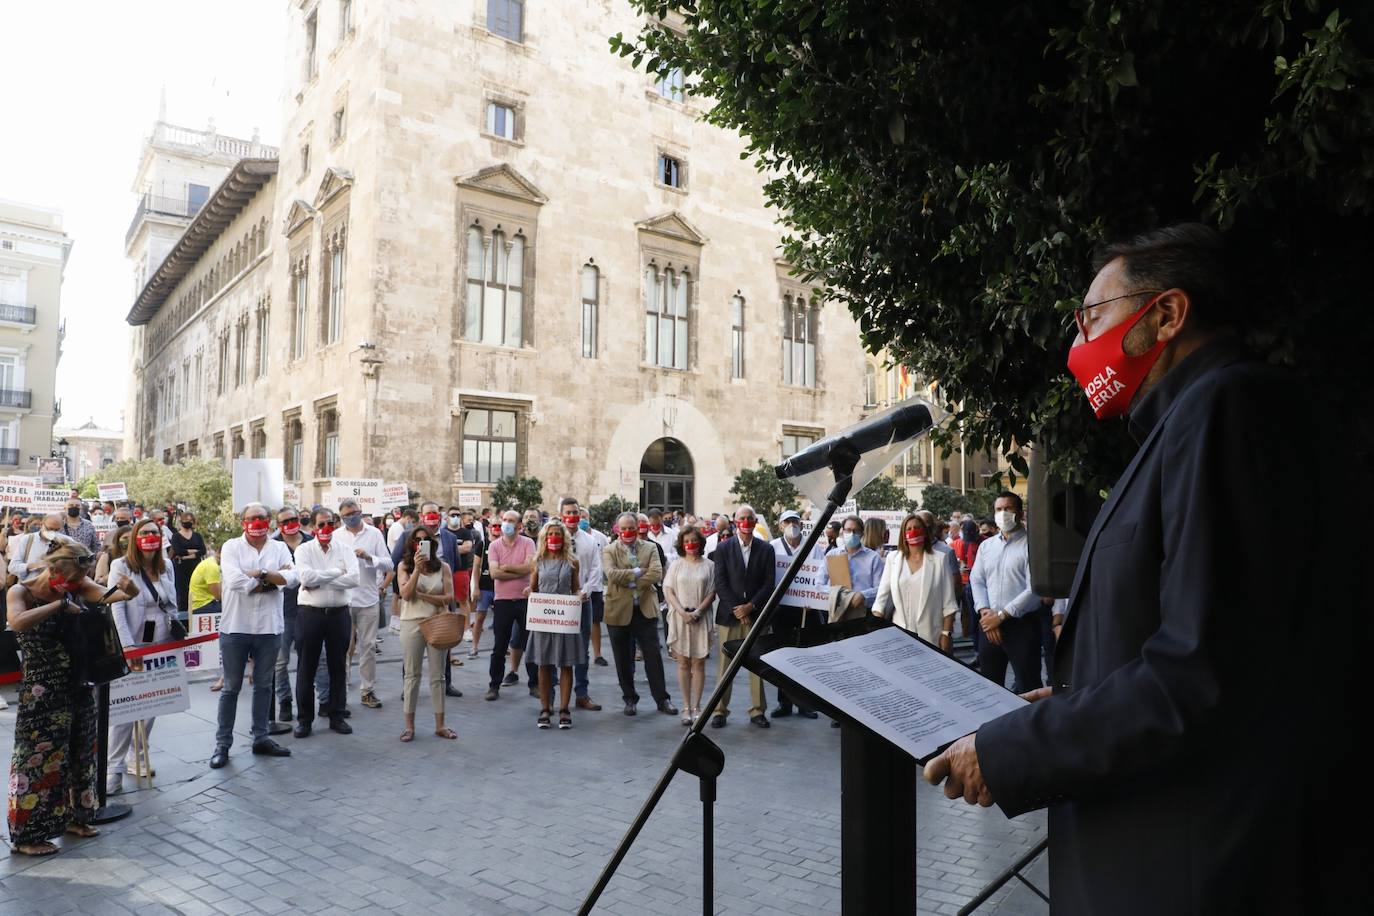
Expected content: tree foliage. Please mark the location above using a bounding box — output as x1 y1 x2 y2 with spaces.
588 496 638 535
490 476 545 513
612 1 1374 487
918 483 1000 522
78 458 237 548
729 459 801 530
853 474 911 512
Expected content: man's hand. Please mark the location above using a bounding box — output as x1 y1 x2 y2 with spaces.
923 733 993 807
848 592 866 610
458 541 472 554
939 632 953 654
354 548 367 559
1020 686 1052 702
732 603 751 621
979 608 1003 634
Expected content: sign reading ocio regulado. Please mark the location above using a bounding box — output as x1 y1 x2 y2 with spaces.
525 593 583 634
330 478 383 513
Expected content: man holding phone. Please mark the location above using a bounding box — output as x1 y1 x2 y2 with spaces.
391 501 464 698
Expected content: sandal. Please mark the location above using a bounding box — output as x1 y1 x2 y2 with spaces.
537 709 551 729
558 709 571 730
65 823 99 838
435 726 457 740
210 677 224 692
11 841 59 856
399 728 414 742
449 656 463 667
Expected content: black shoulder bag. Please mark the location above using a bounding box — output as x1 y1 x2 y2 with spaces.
138 567 188 641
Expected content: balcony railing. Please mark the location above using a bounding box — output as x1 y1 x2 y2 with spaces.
0 303 36 325
0 448 17 466
0 388 33 410
126 193 205 247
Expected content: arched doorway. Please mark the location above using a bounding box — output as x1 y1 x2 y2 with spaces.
640 437 694 514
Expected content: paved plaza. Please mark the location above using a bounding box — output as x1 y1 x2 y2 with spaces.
1 632 1047 915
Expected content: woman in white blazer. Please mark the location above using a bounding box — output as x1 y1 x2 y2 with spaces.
873 514 958 652
105 518 178 794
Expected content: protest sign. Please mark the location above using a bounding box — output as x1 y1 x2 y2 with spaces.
0 477 34 508
31 488 70 513
35 457 65 486
108 649 192 726
97 482 129 503
330 478 383 513
525 592 583 634
188 607 223 670
774 554 830 610
232 459 284 511
457 489 482 508
283 482 301 509
860 510 907 546
382 482 409 507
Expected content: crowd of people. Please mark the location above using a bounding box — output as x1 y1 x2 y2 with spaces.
1 489 1049 856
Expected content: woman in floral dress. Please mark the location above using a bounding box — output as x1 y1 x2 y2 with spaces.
7 542 134 856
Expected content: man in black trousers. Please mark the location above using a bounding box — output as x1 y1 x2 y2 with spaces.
926 224 1360 914
710 505 776 728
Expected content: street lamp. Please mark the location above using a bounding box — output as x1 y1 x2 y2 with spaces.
55 438 70 485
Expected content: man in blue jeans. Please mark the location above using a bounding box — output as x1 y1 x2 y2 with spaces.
559 498 603 711
210 503 299 769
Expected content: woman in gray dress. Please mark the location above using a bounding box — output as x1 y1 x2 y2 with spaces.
524 521 582 729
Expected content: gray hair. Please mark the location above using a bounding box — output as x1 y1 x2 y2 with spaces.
338 497 360 513
616 511 638 528
733 504 757 520
241 502 269 520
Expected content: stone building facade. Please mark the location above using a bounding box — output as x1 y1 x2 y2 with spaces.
128 0 875 515
52 419 124 482
0 199 70 474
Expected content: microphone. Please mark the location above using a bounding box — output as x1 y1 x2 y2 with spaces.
775 402 934 480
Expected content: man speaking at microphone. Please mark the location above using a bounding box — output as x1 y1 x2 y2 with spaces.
923 224 1357 913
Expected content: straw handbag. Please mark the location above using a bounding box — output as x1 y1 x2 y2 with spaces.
418 610 463 651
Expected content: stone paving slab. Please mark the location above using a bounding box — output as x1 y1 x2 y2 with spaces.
0 630 1047 914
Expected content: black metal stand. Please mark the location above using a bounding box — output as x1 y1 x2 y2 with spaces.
957 838 1049 914
676 732 725 916
91 682 132 825
840 723 916 915
577 451 858 915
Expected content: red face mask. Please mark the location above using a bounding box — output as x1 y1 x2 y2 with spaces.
280 521 301 536
562 514 579 529
737 518 755 532
620 529 637 543
637 523 649 535
243 518 270 538
649 522 662 533
316 526 334 545
1067 294 1167 420
422 513 441 528
48 570 80 594
137 534 163 552
547 536 564 551
904 531 926 547
684 541 702 555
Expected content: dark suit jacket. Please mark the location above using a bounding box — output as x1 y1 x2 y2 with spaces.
978 339 1359 915
711 535 776 626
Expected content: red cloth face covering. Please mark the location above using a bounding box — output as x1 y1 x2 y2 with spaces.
620 530 637 543
905 532 926 547
137 534 163 552
1067 295 1167 420
48 571 80 594
280 521 301 536
243 519 270 537
422 513 441 526
547 536 564 551
684 542 702 554
316 526 334 545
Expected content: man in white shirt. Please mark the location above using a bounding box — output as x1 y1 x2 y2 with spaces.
212 503 299 769
769 509 825 719
6 513 70 581
577 507 610 666
560 498 603 712
293 510 360 738
334 497 392 711
645 508 679 565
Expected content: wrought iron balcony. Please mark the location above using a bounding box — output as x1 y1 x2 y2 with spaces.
0 388 33 410
0 448 17 466
126 193 204 247
0 303 36 325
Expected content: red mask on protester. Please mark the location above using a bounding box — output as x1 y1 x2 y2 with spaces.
1067 294 1167 420
620 529 637 544
547 536 564 551
422 512 441 527
48 571 80 594
316 525 334 545
684 541 702 555
280 521 301 536
137 534 163 552
649 523 662 533
562 514 579 529
737 518 755 532
243 518 270 538
904 531 926 548
637 523 649 535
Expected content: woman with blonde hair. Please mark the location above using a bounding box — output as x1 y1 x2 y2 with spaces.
862 516 890 552
525 520 582 730
873 514 958 652
6 542 135 855
395 525 456 742
104 518 178 794
94 525 132 587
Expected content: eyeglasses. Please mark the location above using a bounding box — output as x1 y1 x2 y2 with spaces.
1073 290 1162 336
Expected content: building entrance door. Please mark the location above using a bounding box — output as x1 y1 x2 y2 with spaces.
639 437 694 515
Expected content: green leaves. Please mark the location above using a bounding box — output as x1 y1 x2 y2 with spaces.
728 459 800 532
490 476 544 513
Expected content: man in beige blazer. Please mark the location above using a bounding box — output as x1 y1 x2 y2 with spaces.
601 511 677 716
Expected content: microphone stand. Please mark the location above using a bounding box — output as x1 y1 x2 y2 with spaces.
578 441 862 915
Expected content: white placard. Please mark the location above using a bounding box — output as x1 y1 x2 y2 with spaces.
330 478 383 513
382 482 409 507
97 482 129 502
283 483 302 509
762 627 1027 762
35 457 66 486
188 606 223 670
860 510 908 546
232 459 285 511
319 491 338 511
774 554 830 610
457 489 482 508
0 476 35 508
108 649 192 726
525 592 583 634
30 488 70 513
93 516 116 535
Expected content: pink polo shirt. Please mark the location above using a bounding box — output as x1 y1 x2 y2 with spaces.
488 534 535 600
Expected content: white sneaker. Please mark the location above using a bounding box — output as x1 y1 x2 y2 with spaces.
463 629 473 642
0 695 8 709
105 773 123 796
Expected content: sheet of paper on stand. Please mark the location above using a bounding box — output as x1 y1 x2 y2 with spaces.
761 626 1027 762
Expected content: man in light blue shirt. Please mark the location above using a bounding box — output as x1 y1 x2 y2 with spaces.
820 515 885 610
969 491 1043 692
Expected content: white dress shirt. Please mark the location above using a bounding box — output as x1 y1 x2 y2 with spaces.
219 535 300 635
334 523 392 608
646 526 678 566
294 538 360 608
573 529 604 596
